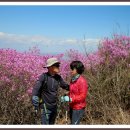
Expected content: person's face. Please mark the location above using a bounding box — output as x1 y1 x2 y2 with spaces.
70 68 78 76
50 63 60 74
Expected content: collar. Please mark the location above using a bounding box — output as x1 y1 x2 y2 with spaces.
71 74 80 83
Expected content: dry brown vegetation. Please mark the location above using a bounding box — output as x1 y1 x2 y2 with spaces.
0 57 130 125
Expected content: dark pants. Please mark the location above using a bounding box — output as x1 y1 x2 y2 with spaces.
41 105 57 125
70 108 85 125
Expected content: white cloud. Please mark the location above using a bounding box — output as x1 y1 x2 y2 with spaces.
64 39 78 44
0 32 100 45
0 32 5 36
0 32 100 53
82 38 100 45
0 32 53 45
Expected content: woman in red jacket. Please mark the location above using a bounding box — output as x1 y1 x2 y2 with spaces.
61 61 88 124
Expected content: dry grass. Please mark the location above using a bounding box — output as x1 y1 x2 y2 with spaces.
0 57 130 124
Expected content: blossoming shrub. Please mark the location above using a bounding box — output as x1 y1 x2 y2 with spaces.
0 34 130 124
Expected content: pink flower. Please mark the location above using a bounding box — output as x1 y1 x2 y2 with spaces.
0 34 130 97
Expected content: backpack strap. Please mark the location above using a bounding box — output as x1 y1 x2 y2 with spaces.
39 73 48 98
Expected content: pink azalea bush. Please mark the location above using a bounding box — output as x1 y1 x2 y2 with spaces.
0 34 130 97
0 34 130 124
0 48 64 97
67 34 130 69
99 34 130 63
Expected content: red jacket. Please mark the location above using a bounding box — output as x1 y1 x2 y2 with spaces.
69 75 88 110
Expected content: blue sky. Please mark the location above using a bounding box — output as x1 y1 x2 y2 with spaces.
0 5 130 54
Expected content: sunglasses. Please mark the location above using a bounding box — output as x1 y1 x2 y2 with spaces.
53 63 60 68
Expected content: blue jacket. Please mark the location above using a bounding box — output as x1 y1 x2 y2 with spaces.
32 72 69 109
